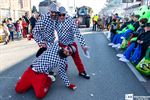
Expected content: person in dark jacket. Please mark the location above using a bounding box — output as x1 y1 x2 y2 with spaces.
110 18 118 42
118 18 150 63
120 17 129 31
28 12 40 40
122 15 140 39
137 21 150 59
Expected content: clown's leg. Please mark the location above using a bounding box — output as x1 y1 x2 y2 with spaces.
15 67 32 93
71 42 90 79
32 72 52 99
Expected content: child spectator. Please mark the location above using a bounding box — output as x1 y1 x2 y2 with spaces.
7 18 15 41
16 20 22 39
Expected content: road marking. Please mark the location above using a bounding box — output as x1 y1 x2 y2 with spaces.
103 31 147 82
0 76 18 79
82 31 101 35
126 62 146 82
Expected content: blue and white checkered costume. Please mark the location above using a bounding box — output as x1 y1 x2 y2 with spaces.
32 13 56 47
56 17 86 46
32 42 70 86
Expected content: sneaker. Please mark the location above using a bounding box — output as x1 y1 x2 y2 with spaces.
79 71 90 79
120 36 125 39
3 42 7 45
119 57 129 62
49 71 56 77
117 45 121 49
108 43 114 46
48 75 56 82
112 44 119 48
116 54 124 58
116 44 121 48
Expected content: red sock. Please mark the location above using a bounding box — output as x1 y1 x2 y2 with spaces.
68 84 77 90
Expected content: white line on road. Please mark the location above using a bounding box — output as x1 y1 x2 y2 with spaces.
82 31 101 35
0 76 18 79
126 62 147 82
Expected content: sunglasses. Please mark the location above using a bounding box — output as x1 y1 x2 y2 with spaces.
58 14 66 17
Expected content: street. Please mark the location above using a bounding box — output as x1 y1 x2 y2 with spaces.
0 28 149 100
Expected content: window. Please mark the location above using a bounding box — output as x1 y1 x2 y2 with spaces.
78 8 88 16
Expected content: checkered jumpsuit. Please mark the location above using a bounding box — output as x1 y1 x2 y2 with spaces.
32 13 56 48
32 42 70 86
55 16 87 73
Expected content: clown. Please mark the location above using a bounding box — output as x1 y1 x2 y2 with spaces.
55 6 90 79
15 42 77 99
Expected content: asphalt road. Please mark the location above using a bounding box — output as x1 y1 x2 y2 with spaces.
0 28 149 100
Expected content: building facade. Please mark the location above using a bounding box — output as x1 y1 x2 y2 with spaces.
0 0 31 21
124 0 150 16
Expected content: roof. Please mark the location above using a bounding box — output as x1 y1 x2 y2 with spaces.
39 0 52 7
124 3 141 10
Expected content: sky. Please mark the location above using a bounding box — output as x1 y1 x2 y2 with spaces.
31 0 107 14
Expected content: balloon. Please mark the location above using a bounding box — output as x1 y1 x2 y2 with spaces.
138 5 150 17
139 10 150 20
127 24 135 31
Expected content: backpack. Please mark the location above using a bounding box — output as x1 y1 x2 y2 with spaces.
136 48 150 76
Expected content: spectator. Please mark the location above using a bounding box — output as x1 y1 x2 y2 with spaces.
22 18 28 38
7 18 15 41
2 19 10 45
22 12 30 34
117 18 149 63
16 20 22 39
92 14 99 31
109 18 118 42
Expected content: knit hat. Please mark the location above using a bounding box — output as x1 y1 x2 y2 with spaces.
49 3 58 12
58 6 67 14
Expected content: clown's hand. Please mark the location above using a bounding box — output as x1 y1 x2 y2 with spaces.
82 46 88 54
68 84 77 90
82 46 90 58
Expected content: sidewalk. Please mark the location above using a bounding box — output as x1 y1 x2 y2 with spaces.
102 30 150 94
0 39 38 73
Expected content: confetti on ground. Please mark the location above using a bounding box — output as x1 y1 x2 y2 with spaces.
92 73 96 76
8 95 12 98
90 94 94 97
